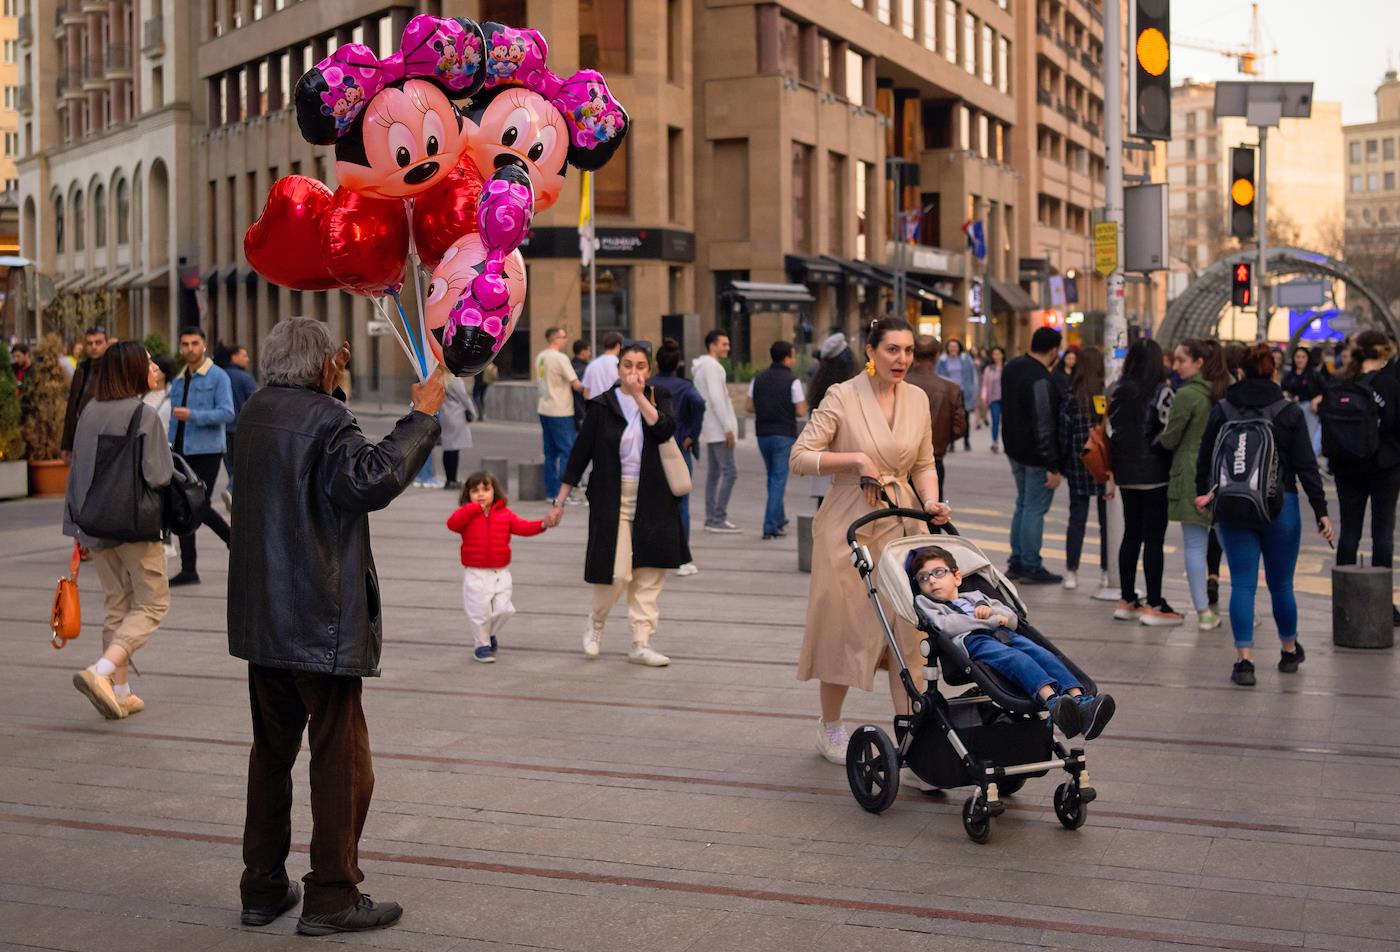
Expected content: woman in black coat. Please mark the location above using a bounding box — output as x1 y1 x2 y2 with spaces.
552 344 689 667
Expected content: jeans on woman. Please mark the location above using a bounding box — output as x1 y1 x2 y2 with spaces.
1065 492 1107 573
1119 486 1168 605
1214 493 1302 648
989 400 1003 445
1181 523 1211 612
1335 465 1400 567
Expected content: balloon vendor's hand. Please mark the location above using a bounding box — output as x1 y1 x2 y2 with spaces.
333 340 351 374
411 368 447 416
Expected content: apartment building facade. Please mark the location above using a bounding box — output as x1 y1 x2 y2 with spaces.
15 0 200 343
1344 71 1400 243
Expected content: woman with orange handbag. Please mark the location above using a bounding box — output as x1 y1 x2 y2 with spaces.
62 341 173 719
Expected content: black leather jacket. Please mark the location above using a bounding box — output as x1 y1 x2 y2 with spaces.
227 385 439 677
1001 354 1061 471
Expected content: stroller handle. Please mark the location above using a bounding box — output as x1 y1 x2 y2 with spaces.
845 507 959 547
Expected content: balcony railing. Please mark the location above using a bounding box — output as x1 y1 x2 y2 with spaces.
1036 17 1053 38
105 43 132 75
1084 120 1101 139
1036 87 1053 107
82 54 106 87
1080 50 1099 72
142 16 165 56
17 13 30 45
1062 104 1079 123
55 0 82 29
57 68 81 99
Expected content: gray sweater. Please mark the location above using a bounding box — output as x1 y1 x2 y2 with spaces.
915 590 1018 650
63 396 174 549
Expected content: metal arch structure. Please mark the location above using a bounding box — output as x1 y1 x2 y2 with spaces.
1157 247 1400 347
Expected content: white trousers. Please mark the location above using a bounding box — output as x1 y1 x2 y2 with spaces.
591 479 666 644
462 567 515 648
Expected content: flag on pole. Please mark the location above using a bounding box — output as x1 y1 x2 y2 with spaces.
579 171 595 267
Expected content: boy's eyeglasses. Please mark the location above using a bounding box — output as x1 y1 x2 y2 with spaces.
915 568 952 584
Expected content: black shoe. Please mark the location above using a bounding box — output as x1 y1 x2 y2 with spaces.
168 571 200 587
1078 694 1116 741
762 530 786 539
1206 576 1219 608
1231 659 1256 687
443 480 461 490
1018 567 1063 585
241 882 301 927
1047 694 1083 737
489 635 498 654
1005 561 1024 580
1393 605 1399 627
297 895 403 936
1278 641 1305 673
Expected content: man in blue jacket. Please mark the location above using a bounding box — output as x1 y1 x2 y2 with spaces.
169 326 235 586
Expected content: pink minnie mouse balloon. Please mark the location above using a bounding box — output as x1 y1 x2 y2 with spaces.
424 235 526 376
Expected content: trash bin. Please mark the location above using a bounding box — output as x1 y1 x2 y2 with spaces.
797 515 814 574
1332 565 1394 649
516 462 546 501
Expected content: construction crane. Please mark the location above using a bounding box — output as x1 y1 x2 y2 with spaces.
1177 2 1278 77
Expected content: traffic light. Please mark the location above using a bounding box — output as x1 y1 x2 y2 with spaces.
1231 262 1252 307
1130 0 1171 140
1229 146 1256 239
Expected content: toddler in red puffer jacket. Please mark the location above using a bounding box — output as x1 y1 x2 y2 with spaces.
446 471 547 662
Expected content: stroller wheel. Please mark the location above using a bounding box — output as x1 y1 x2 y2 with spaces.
845 725 900 813
1053 782 1089 830
996 776 1027 797
961 795 992 844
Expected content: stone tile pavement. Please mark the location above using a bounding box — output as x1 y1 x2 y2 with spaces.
1 408 1398 951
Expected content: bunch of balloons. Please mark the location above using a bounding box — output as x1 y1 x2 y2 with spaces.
244 15 628 378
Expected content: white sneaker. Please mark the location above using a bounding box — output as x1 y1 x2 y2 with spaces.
221 489 233 513
628 643 670 666
815 719 848 765
704 521 741 533
675 562 699 577
1062 570 1078 591
582 621 602 658
1091 575 1119 601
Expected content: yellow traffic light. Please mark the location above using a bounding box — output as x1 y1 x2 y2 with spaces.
1136 28 1169 77
1230 177 1255 206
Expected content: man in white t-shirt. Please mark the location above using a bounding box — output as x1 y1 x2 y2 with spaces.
535 326 584 501
581 331 623 398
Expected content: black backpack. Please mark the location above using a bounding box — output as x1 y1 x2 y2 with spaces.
1318 378 1380 466
1209 399 1287 526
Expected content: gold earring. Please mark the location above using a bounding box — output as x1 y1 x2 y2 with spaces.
865 359 876 376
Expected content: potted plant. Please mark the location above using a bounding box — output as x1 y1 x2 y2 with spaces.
0 351 24 499
20 333 72 497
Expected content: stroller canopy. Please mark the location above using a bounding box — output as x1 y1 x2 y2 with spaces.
874 534 1025 626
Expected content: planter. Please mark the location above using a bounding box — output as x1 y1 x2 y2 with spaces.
27 458 70 497
0 459 26 499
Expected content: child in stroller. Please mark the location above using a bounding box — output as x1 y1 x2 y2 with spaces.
911 546 1116 741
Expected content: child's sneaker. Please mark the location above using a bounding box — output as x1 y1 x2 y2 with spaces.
583 619 603 658
473 646 495 663
1046 694 1083 737
628 643 670 667
1139 601 1184 626
1077 694 1116 740
1113 599 1143 621
1231 658 1256 686
1278 641 1305 673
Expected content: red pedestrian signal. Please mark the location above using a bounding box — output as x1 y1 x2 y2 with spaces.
1232 262 1252 307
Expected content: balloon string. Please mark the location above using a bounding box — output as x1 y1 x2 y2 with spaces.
370 295 425 381
403 197 436 377
388 288 428 380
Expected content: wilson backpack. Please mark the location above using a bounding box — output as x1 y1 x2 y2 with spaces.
1208 400 1287 526
1318 378 1380 466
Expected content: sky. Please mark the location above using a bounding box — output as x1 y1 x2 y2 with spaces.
1168 0 1400 125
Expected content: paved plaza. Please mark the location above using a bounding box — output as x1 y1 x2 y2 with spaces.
2 411 1399 952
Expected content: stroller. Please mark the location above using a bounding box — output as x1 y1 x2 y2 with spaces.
842 507 1098 843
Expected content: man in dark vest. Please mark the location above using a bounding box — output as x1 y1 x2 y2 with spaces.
746 340 808 539
905 335 967 500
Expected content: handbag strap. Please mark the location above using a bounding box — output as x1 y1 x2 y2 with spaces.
68 541 81 580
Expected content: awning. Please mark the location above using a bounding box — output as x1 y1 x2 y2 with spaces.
905 273 962 306
139 269 170 288
988 279 1037 313
723 280 816 311
76 271 108 291
53 273 83 293
822 256 890 287
113 269 144 289
785 255 844 284
0 255 31 267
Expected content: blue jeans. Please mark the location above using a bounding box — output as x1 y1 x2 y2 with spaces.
756 435 796 535
966 631 1083 700
1009 460 1055 572
989 400 1002 445
1214 493 1302 648
540 414 577 499
678 451 695 541
1181 523 1211 612
705 441 737 525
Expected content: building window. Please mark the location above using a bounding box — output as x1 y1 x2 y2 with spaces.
93 184 106 247
855 160 870 259
922 0 936 50
666 0 682 83
877 0 891 25
900 0 915 39
845 49 865 106
820 36 834 91
1350 141 1361 164
667 126 683 223
2 132 16 156
1351 174 1362 193
1367 139 1378 158
980 24 993 85
73 190 84 252
1387 139 1396 161
1387 171 1396 191
579 0 628 73
963 10 975 75
777 16 800 79
595 137 630 215
582 265 632 337
3 40 14 64
791 142 813 253
997 36 1010 93
116 178 129 244
828 152 846 255
1369 173 1380 191
54 195 63 256
482 0 527 22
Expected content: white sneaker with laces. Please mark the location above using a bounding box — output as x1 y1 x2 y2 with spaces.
815 719 848 765
582 621 602 658
1062 570 1078 590
704 521 741 534
675 562 699 577
628 643 670 666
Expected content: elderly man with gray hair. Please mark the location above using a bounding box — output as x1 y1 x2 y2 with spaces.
227 317 445 936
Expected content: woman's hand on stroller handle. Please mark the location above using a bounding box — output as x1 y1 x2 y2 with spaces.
924 500 951 524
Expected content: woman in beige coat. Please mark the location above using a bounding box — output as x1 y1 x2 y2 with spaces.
791 318 950 765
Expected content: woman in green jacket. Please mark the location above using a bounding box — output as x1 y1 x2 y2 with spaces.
1158 339 1230 629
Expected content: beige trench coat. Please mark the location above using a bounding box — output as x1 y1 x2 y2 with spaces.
791 373 938 692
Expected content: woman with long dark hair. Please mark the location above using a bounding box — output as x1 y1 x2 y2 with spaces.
1108 339 1180 625
1160 338 1230 629
1196 344 1332 686
1058 346 1109 592
1282 344 1324 455
980 345 1006 453
63 342 173 718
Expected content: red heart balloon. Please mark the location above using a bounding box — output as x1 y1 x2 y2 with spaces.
245 176 340 291
322 188 410 296
411 159 482 271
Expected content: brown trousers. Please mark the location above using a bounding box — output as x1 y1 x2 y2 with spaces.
239 664 374 915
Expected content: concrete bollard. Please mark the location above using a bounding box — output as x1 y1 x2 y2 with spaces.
516 461 546 501
481 458 510 492
797 515 814 574
1332 565 1394 649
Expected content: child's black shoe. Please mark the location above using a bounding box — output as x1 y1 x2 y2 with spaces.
1077 694 1116 741
1047 694 1083 737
